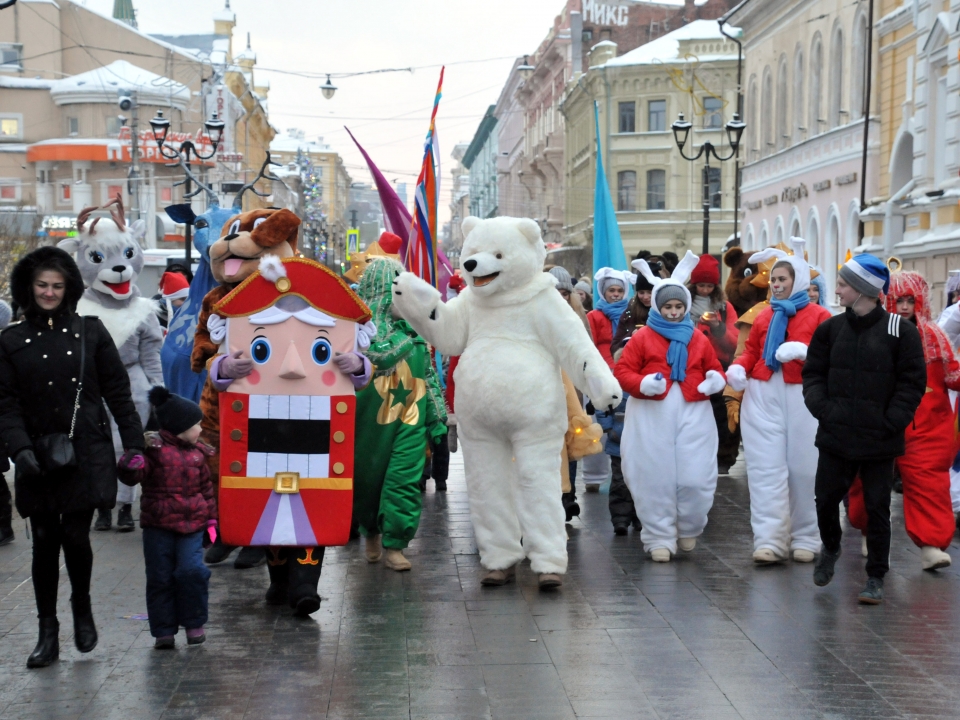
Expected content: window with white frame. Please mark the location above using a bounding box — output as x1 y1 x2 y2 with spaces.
0 113 22 140
777 57 788 151
703 96 722 129
810 35 823 135
67 117 79 136
793 48 805 142
0 179 20 202
761 67 773 156
829 26 844 128
0 43 22 71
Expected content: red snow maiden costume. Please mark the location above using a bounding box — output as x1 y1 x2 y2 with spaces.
588 309 616 368
847 271 960 550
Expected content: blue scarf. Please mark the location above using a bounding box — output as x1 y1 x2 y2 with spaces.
646 309 695 381
596 296 629 331
763 290 810 371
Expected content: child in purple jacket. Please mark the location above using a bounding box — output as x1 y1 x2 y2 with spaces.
119 387 216 649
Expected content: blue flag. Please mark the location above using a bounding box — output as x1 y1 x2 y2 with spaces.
593 101 628 295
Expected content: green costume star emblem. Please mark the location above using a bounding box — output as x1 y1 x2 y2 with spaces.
389 379 412 409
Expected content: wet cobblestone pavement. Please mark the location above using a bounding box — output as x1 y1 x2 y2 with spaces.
1 452 959 719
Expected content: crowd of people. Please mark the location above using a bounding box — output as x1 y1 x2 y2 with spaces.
0 202 955 670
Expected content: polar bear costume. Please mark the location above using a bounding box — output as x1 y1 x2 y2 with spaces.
615 252 725 558
726 238 831 561
392 216 621 579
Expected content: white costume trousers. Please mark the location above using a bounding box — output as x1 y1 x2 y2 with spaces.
740 374 821 555
458 423 568 574
621 386 718 554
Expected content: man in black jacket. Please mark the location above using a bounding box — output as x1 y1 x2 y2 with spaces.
802 254 926 604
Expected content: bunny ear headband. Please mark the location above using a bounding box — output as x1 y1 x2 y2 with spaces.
752 237 810 293
632 250 699 312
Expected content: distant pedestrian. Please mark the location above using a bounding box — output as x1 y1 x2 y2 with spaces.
803 254 926 604
118 387 215 649
0 247 144 668
0 299 14 546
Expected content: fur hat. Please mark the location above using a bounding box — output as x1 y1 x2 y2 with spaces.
690 255 720 285
148 386 202 436
11 246 85 318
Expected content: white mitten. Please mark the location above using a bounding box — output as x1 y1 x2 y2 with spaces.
775 341 808 364
697 369 726 396
639 373 667 397
586 372 622 412
392 272 442 323
208 313 226 344
726 363 748 392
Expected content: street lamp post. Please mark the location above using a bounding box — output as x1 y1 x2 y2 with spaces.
149 110 225 266
671 112 746 256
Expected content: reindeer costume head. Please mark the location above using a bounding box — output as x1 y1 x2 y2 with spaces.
59 194 146 302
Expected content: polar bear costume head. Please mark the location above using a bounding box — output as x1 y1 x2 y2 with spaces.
458 216 545 298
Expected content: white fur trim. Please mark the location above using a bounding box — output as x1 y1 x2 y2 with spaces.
356 320 377 349
208 313 226 344
77 296 155 348
248 304 337 327
258 255 287 283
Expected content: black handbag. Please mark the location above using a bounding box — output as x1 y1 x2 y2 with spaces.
35 318 84 473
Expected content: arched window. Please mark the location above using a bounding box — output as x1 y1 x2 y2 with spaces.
774 217 785 245
746 75 758 161
761 66 773 157
851 12 868 119
810 34 823 136
829 25 844 128
777 55 789 151
793 47 805 142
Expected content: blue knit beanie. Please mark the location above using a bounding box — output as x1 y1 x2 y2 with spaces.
839 254 890 297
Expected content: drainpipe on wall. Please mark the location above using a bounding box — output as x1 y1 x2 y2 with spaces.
883 178 915 258
718 19 743 247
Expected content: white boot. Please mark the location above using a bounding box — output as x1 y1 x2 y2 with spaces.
677 537 697 552
921 546 952 571
752 548 783 565
861 536 868 558
384 548 412 571
650 548 671 563
365 535 382 563
792 549 815 563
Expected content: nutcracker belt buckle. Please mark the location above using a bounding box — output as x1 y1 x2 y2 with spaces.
274 472 300 494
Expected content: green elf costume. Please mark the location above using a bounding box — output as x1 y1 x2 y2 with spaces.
354 258 448 571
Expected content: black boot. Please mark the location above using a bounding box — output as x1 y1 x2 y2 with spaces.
289 547 323 617
94 508 112 531
234 546 266 569
204 535 236 564
265 550 289 606
116 504 135 533
70 596 97 653
435 479 447 492
26 618 59 668
813 546 842 587
0 525 13 546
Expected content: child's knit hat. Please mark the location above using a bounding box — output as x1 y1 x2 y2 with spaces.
148 386 203 436
632 250 699 314
839 253 890 298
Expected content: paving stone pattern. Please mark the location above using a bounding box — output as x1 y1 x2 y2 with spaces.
0 453 958 719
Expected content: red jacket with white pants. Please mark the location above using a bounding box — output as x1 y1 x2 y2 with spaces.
615 326 724 402
587 309 615 369
732 303 832 384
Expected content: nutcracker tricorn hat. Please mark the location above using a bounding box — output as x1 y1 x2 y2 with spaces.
214 255 372 323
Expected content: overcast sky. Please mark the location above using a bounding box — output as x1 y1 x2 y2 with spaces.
83 0 567 222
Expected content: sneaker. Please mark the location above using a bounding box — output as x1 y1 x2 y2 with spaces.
538 573 563 589
752 548 783 565
364 535 382 563
94 509 112 531
921 546 952 571
116 504 135 533
677 537 696 552
154 636 175 650
613 525 628 536
384 548 411 571
186 627 206 645
480 565 515 586
858 577 884 605
650 548 671 563
792 549 815 563
813 546 841 587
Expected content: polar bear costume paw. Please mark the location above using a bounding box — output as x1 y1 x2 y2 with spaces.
585 371 622 412
392 271 442 323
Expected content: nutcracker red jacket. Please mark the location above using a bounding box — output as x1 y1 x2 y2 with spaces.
614 325 724 402
732 303 832 384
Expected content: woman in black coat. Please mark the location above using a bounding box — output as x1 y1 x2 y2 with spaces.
0 247 144 668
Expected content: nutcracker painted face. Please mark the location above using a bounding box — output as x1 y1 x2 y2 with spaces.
213 256 374 547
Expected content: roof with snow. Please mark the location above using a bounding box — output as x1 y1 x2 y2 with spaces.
49 60 190 109
270 134 333 155
603 19 740 67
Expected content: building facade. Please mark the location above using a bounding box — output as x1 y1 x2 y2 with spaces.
448 142 470 250
562 21 740 257
0 0 273 248
730 0 879 309
463 106 498 220
858 0 960 317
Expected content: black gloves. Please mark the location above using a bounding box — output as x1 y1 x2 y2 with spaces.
14 448 41 479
